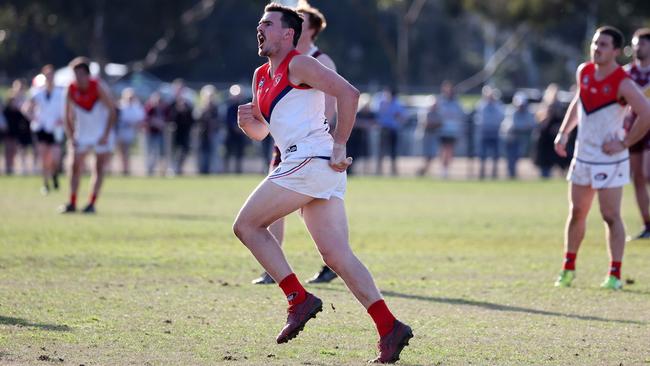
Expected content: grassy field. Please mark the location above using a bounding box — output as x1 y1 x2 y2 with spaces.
1 175 649 366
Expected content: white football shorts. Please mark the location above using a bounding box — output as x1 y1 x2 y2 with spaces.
267 157 346 200
567 158 630 189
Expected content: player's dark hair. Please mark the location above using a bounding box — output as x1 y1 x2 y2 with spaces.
596 26 625 49
69 56 91 74
633 28 650 43
296 0 326 41
41 64 54 74
265 2 303 47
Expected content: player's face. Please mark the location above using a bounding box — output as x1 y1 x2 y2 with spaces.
590 33 619 65
257 12 291 57
73 68 89 86
633 36 650 61
44 70 54 85
442 83 453 98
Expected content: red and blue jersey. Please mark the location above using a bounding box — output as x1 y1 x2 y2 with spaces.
254 50 332 161
575 62 629 163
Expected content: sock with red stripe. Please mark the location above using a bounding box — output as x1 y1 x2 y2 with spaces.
563 252 577 271
278 273 307 306
70 193 77 207
609 261 622 279
89 193 98 205
367 299 397 337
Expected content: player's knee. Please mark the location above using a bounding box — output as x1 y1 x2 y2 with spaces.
232 217 249 241
600 211 620 226
569 205 589 220
71 159 82 173
321 249 352 271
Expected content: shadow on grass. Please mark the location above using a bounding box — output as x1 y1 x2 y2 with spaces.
130 212 217 222
315 287 645 325
0 316 71 331
382 290 645 325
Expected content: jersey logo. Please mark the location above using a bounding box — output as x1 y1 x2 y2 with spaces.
273 74 282 86
258 77 265 89
603 85 611 95
285 145 297 154
582 75 589 84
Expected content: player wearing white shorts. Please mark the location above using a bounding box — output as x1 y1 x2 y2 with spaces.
233 4 412 363
554 27 650 290
25 65 65 195
60 57 116 214
253 0 339 285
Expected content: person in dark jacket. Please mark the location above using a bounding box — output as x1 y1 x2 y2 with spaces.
533 84 573 178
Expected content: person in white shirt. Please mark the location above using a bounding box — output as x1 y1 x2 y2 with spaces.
25 65 65 194
116 88 145 176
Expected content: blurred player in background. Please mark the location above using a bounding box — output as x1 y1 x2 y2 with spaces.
624 28 650 240
25 65 65 195
59 57 116 214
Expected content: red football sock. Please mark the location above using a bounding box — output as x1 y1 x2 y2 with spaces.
89 193 98 205
609 261 622 279
278 273 307 306
367 299 396 337
563 252 577 271
70 193 77 207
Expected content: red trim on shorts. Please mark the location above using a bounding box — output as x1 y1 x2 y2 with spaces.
268 158 312 179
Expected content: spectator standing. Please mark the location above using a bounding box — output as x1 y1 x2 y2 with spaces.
3 80 32 175
196 85 222 175
500 91 536 179
169 96 194 176
115 88 145 176
24 65 66 193
474 85 505 180
533 84 572 178
224 90 247 174
416 95 441 176
436 81 465 179
375 87 404 176
349 99 375 175
143 92 168 176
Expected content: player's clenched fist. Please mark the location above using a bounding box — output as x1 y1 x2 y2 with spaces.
238 102 263 128
329 142 353 172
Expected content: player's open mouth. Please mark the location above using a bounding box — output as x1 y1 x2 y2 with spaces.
258 33 265 48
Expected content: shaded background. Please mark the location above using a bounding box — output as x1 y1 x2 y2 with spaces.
1 0 649 93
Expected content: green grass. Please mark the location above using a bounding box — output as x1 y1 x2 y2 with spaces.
1 176 649 365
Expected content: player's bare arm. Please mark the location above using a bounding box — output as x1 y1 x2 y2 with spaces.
98 83 116 144
289 54 358 172
555 65 584 157
64 93 75 140
237 75 269 141
554 93 579 158
316 54 338 122
603 79 650 154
